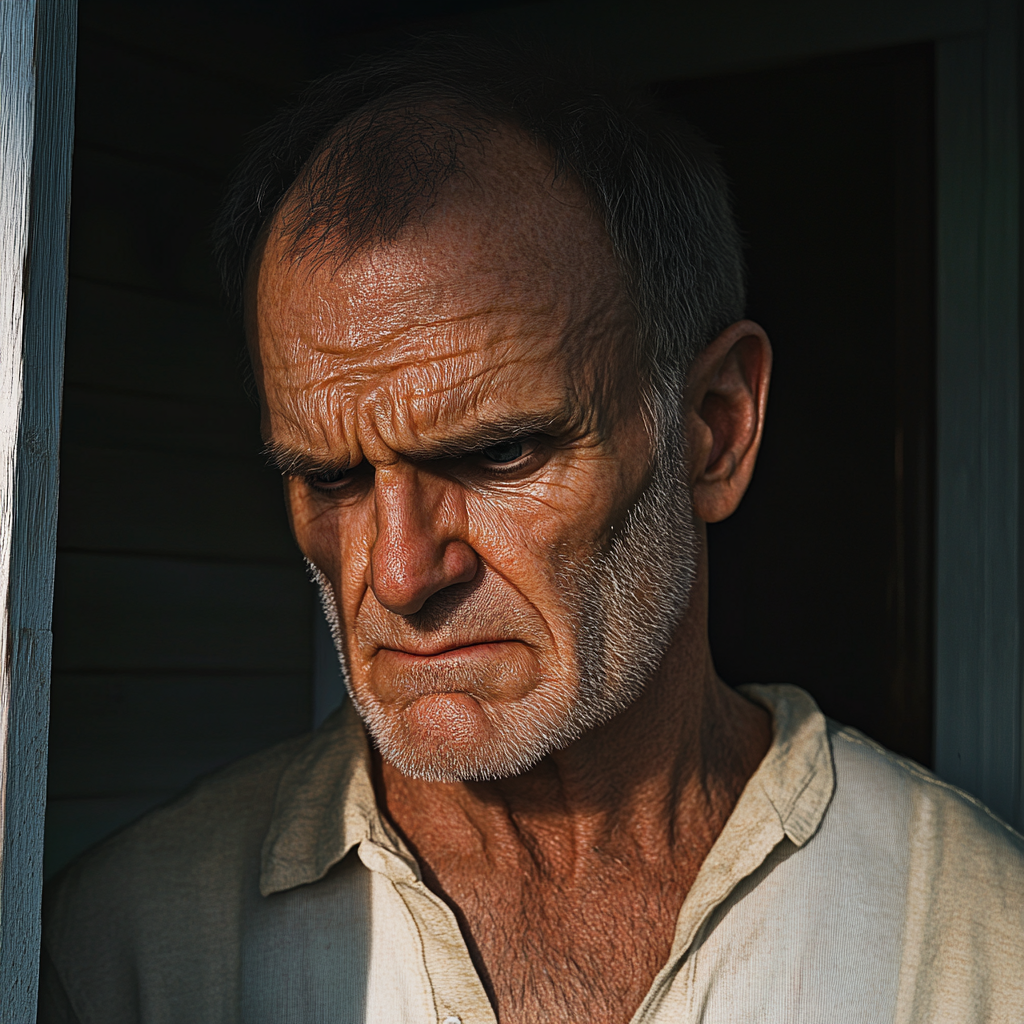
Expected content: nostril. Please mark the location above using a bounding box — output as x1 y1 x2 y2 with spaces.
370 540 479 615
369 560 429 616
442 540 479 587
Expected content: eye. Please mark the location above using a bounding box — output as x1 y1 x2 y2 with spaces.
480 439 526 465
305 467 350 492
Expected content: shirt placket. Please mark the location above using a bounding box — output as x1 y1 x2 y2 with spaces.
359 839 498 1024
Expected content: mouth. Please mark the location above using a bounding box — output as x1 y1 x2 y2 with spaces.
367 639 539 704
380 640 520 660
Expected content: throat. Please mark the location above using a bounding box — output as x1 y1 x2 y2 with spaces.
429 853 692 1024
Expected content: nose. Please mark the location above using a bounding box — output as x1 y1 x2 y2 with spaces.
369 463 478 615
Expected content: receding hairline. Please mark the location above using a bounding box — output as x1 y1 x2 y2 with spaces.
217 36 745 419
247 116 643 442
247 110 630 363
259 99 605 285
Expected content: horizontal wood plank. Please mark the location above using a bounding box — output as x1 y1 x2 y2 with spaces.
75 37 281 176
69 147 223 300
64 278 247 401
61 384 261 457
51 552 313 673
57 445 296 562
47 673 311 797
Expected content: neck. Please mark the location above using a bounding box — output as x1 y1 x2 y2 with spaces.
373 575 771 879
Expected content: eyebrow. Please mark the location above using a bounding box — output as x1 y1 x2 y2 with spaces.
263 442 349 477
264 410 570 477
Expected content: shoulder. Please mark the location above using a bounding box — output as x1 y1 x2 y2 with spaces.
827 721 1024 872
41 732 312 1024
50 731 310 900
826 722 1024 1022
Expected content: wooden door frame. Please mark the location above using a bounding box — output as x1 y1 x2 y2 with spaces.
0 0 76 1012
472 0 1024 828
934 2 1021 830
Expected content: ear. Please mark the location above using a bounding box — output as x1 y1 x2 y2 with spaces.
685 320 772 523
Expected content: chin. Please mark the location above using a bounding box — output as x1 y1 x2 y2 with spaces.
351 684 593 782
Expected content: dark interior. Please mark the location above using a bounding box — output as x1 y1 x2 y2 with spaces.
46 2 936 877
661 44 935 766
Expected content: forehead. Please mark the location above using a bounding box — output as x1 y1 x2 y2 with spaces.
252 130 630 454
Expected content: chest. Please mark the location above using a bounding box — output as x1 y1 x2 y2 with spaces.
433 860 691 1024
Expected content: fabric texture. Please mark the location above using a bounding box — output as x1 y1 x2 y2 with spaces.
39 685 1024 1024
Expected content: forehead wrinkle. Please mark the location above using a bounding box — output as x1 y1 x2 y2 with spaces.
270 393 358 464
352 374 470 460
261 202 622 383
291 303 571 409
381 327 560 392
303 282 570 362
278 308 607 467
265 360 367 469
266 341 531 465
264 438 352 477
266 287 620 464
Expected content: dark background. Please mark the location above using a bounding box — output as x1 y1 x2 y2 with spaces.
663 45 935 765
47 0 935 875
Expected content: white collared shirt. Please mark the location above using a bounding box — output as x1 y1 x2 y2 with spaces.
41 685 1024 1023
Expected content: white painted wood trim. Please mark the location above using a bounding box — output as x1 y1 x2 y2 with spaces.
0 7 41 1007
0 0 76 1014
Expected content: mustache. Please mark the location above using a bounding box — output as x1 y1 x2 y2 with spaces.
353 571 553 655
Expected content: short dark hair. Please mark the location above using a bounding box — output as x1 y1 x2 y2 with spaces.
215 34 744 392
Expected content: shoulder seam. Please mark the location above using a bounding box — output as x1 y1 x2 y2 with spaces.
830 726 1024 842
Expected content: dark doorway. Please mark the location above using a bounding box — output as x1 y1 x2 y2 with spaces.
658 45 935 766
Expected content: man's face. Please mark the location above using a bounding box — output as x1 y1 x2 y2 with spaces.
253 133 696 780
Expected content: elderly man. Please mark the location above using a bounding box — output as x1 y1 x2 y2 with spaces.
41 38 1023 1024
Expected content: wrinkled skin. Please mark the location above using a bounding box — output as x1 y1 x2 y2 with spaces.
251 127 773 1024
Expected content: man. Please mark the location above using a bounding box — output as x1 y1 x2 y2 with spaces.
41 37 1024 1024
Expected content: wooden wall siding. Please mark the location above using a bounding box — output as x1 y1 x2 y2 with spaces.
47 4 314 878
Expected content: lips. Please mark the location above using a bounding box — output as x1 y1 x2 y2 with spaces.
368 640 538 703
380 639 520 658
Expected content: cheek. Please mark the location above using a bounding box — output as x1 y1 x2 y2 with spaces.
465 498 566 577
462 468 619 592
476 458 626 550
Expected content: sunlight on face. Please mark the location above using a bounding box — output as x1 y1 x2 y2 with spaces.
253 129 698 780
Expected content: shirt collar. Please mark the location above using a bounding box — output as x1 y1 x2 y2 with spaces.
664 683 835 962
260 683 834 900
739 683 836 845
260 699 417 896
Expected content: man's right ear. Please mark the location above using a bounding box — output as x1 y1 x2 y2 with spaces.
684 320 772 524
